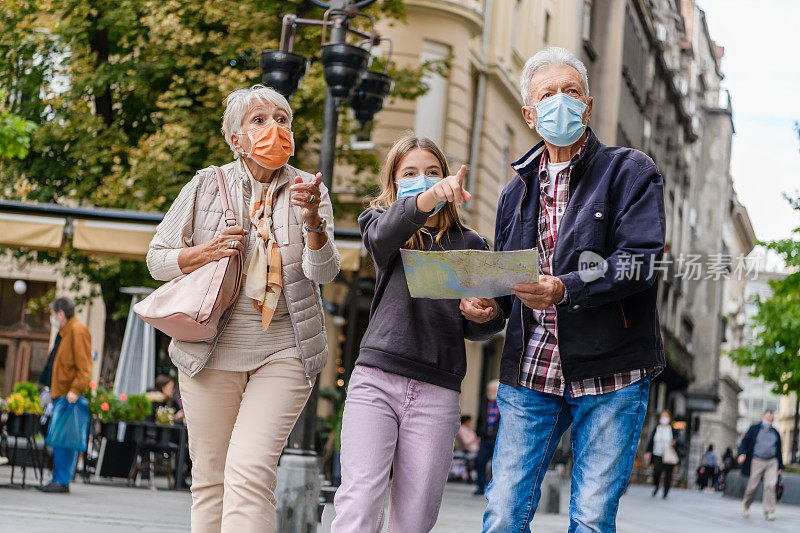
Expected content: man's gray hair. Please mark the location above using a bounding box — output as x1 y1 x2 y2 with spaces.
221 85 293 157
519 46 590 106
50 297 76 320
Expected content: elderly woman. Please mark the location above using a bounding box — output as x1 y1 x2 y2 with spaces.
146 85 339 532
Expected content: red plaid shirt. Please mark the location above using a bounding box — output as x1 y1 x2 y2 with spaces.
518 142 647 396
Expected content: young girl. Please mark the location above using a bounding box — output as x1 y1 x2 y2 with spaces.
331 134 505 532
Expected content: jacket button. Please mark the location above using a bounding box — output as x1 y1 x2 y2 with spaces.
594 211 602 218
572 304 579 310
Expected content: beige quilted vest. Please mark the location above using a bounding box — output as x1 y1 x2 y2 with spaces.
166 160 335 381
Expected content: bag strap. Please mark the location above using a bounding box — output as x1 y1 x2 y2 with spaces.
211 165 243 299
212 166 236 227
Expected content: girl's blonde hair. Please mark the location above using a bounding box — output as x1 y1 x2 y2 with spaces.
370 133 466 250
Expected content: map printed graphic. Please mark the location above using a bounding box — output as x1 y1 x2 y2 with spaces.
400 249 539 299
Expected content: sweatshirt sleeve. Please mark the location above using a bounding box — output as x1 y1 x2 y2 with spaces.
146 175 201 281
358 195 432 269
302 180 340 284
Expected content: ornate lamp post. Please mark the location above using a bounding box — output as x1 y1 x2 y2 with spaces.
261 2 393 530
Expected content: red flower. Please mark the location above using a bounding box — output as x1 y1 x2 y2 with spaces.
100 402 110 412
89 381 97 389
119 394 128 401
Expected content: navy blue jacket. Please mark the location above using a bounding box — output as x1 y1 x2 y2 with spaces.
494 129 666 387
738 423 784 476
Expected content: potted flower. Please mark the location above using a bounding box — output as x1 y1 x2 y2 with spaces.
117 394 152 442
88 382 123 439
4 382 43 438
87 383 153 441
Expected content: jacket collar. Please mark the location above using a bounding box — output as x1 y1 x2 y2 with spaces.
58 316 77 336
511 128 599 182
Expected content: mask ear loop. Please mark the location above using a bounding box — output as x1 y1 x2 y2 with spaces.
235 130 253 157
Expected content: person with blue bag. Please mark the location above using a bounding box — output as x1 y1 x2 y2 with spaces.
37 297 93 494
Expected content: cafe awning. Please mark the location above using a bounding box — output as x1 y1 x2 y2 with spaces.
0 212 66 250
73 219 159 260
0 200 364 271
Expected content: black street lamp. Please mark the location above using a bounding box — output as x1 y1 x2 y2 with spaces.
261 1 393 191
259 50 308 99
350 66 394 125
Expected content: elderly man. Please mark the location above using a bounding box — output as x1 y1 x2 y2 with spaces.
474 47 666 532
37 297 92 493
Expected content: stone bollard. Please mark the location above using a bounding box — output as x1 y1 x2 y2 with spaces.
541 467 562 514
275 454 321 533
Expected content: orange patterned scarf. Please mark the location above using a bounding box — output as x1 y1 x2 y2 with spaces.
244 175 283 331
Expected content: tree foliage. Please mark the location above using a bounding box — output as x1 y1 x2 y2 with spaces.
0 0 437 370
0 106 36 160
0 0 433 316
730 194 800 396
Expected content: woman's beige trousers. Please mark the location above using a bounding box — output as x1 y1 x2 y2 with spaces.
179 357 312 532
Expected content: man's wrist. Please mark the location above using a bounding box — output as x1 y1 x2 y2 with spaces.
554 278 568 305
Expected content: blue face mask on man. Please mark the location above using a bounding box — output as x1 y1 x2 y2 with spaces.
530 93 588 147
397 174 446 215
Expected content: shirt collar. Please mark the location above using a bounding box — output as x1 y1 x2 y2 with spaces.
511 128 593 178
538 136 589 178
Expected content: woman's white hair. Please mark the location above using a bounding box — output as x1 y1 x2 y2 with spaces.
222 85 293 157
519 46 590 106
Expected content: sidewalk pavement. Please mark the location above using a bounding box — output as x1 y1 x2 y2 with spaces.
1 465 798 532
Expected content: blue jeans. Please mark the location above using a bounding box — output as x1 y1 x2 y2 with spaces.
483 377 650 533
51 446 79 486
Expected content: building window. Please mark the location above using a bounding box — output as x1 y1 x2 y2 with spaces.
621 4 647 109
581 0 592 41
415 40 451 146
582 0 598 60
512 0 522 55
543 10 551 44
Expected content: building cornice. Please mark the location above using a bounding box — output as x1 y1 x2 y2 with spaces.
405 0 484 37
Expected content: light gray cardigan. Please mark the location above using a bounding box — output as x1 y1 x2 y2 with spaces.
146 159 340 381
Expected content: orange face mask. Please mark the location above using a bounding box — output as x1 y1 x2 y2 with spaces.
240 121 294 169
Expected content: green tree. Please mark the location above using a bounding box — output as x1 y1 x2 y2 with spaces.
731 123 800 396
730 200 800 397
0 0 438 370
0 106 36 160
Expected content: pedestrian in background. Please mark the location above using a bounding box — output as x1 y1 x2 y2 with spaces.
699 444 719 492
643 410 680 499
718 447 735 491
474 380 500 496
456 415 481 454
36 297 92 493
331 134 505 533
739 409 783 521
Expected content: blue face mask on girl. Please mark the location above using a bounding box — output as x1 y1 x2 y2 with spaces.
530 93 588 147
397 174 446 215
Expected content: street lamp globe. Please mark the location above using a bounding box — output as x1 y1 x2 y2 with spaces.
13 279 27 295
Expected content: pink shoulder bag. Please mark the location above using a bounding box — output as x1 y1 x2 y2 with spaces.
134 166 243 342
